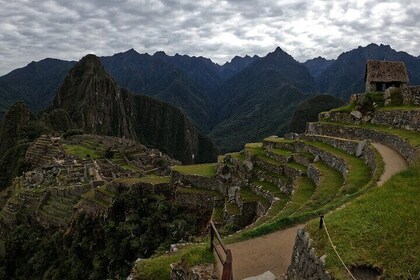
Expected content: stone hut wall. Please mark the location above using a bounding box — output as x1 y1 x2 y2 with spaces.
402 86 420 105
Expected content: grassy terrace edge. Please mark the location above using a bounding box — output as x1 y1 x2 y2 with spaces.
172 163 217 177
306 160 420 279
225 144 384 243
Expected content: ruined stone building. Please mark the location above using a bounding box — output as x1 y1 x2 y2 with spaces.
364 60 409 92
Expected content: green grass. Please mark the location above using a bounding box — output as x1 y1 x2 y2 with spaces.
172 163 217 177
245 142 263 148
132 244 214 280
271 148 293 156
378 105 419 111
136 176 171 185
63 144 102 159
296 162 343 213
303 140 371 195
225 202 241 215
212 205 224 223
226 152 246 161
263 137 294 144
307 161 420 279
285 161 307 172
240 187 271 209
330 102 357 113
246 146 282 166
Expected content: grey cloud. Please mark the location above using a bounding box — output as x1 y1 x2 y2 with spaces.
0 0 419 75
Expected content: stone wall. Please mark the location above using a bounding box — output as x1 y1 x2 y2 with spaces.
175 190 215 210
286 228 332 280
307 122 419 163
295 142 349 179
171 171 226 195
371 109 420 131
304 135 377 173
307 164 322 186
402 86 420 106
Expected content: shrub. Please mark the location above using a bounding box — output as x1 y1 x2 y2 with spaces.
388 88 403 106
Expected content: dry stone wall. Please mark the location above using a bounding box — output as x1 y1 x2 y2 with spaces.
402 86 420 105
307 122 419 163
287 228 331 280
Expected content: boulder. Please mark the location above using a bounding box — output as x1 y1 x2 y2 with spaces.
356 139 370 157
350 110 362 119
244 271 277 280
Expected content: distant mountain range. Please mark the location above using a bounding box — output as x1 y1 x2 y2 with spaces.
1 43 419 152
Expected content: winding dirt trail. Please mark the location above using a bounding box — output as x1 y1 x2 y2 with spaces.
220 143 408 279
371 143 408 186
227 224 302 280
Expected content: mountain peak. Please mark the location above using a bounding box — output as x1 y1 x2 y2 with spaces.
153 51 167 57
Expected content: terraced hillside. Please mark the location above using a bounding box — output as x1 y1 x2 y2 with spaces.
131 105 419 280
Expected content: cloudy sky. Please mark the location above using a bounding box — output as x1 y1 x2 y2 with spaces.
0 0 419 75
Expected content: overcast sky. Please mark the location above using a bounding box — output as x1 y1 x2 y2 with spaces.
0 0 419 75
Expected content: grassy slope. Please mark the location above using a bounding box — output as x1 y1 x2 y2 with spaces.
307 161 420 279
132 245 214 280
172 163 217 177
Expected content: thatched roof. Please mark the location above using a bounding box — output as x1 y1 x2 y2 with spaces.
364 60 409 83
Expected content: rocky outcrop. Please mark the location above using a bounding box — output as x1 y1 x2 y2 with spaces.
287 229 331 280
0 101 36 155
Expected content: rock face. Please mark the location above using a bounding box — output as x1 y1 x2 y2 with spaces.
53 54 136 139
52 54 217 164
286 229 331 280
0 101 36 155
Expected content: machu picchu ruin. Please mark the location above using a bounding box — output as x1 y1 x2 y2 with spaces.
0 44 419 280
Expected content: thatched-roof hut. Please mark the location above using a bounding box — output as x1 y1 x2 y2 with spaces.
364 60 409 92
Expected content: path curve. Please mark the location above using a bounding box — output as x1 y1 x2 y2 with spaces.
372 143 408 186
226 224 302 280
224 143 408 280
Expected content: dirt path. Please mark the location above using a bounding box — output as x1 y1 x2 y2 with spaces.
222 224 302 280
371 143 408 186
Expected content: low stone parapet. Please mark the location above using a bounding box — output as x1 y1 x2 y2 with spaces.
307 122 419 163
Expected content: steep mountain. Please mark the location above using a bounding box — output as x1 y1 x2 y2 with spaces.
287 94 344 133
52 54 137 139
317 43 420 100
210 84 309 152
218 55 260 80
52 54 217 163
210 47 317 152
304 57 334 79
0 58 76 113
152 51 223 93
0 101 45 190
100 49 218 133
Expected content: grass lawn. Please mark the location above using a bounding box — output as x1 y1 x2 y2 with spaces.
307 161 420 279
63 144 102 159
132 244 214 280
113 176 171 185
172 163 217 177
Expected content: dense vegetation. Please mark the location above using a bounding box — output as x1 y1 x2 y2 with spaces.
0 190 208 280
287 94 344 133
